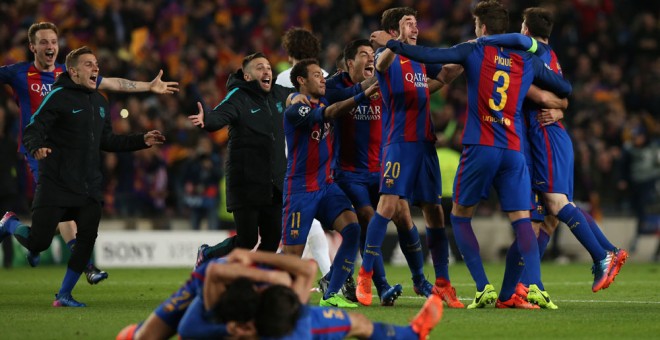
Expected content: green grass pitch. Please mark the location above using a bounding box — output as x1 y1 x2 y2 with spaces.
1 262 658 339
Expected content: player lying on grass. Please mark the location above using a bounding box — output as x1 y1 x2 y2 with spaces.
117 249 443 339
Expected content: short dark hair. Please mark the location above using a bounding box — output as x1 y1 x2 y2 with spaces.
242 52 267 70
65 46 94 70
289 58 319 91
28 22 58 45
211 278 259 324
522 7 554 39
343 39 372 62
255 285 302 338
473 0 509 35
335 51 346 72
381 7 417 33
281 28 321 61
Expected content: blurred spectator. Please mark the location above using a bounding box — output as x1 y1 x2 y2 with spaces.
619 118 660 253
182 137 222 230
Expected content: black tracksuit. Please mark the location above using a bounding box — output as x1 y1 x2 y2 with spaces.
203 70 291 253
21 72 149 273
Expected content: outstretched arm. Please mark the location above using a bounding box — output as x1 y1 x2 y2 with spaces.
99 69 179 94
386 39 473 65
479 33 538 53
324 82 379 120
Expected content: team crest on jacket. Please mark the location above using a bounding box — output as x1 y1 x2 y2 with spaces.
276 101 283 113
298 106 310 117
99 107 106 118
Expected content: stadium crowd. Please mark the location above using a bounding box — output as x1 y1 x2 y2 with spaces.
0 0 658 234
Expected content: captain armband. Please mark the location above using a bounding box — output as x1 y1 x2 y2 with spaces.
527 38 538 54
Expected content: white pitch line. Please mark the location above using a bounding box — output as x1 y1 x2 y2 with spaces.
390 296 660 304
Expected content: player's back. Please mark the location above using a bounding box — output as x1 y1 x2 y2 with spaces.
326 72 383 173
283 99 334 193
461 42 552 152
375 48 438 146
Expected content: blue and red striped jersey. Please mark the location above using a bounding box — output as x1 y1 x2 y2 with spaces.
524 42 565 130
375 47 442 146
0 62 66 153
386 40 571 152
284 98 334 193
479 34 566 131
325 72 383 173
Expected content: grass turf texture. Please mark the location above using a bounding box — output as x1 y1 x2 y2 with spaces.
1 263 658 339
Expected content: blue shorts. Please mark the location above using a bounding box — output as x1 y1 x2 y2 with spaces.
529 124 573 200
334 170 380 209
282 183 355 246
453 145 531 212
530 190 546 222
379 142 442 205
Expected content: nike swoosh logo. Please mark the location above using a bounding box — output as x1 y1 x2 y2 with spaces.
250 108 260 113
72 109 83 114
366 244 378 248
535 181 546 185
543 293 550 303
400 59 410 64
475 290 487 301
28 72 39 76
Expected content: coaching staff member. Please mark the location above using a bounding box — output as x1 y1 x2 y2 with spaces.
10 46 164 306
189 52 306 261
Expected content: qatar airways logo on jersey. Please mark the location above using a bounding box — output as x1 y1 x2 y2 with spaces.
404 72 428 88
350 104 381 121
311 122 332 142
31 83 54 96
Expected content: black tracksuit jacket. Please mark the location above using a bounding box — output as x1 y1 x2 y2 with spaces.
203 70 291 211
22 73 149 208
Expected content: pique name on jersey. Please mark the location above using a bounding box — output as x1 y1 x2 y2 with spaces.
350 104 381 121
403 71 428 88
494 55 512 67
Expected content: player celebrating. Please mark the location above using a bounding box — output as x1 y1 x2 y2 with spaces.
325 38 406 306
0 46 165 307
177 261 443 339
385 0 572 309
281 58 378 308
118 248 443 340
0 22 177 284
359 7 464 308
480 7 628 295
